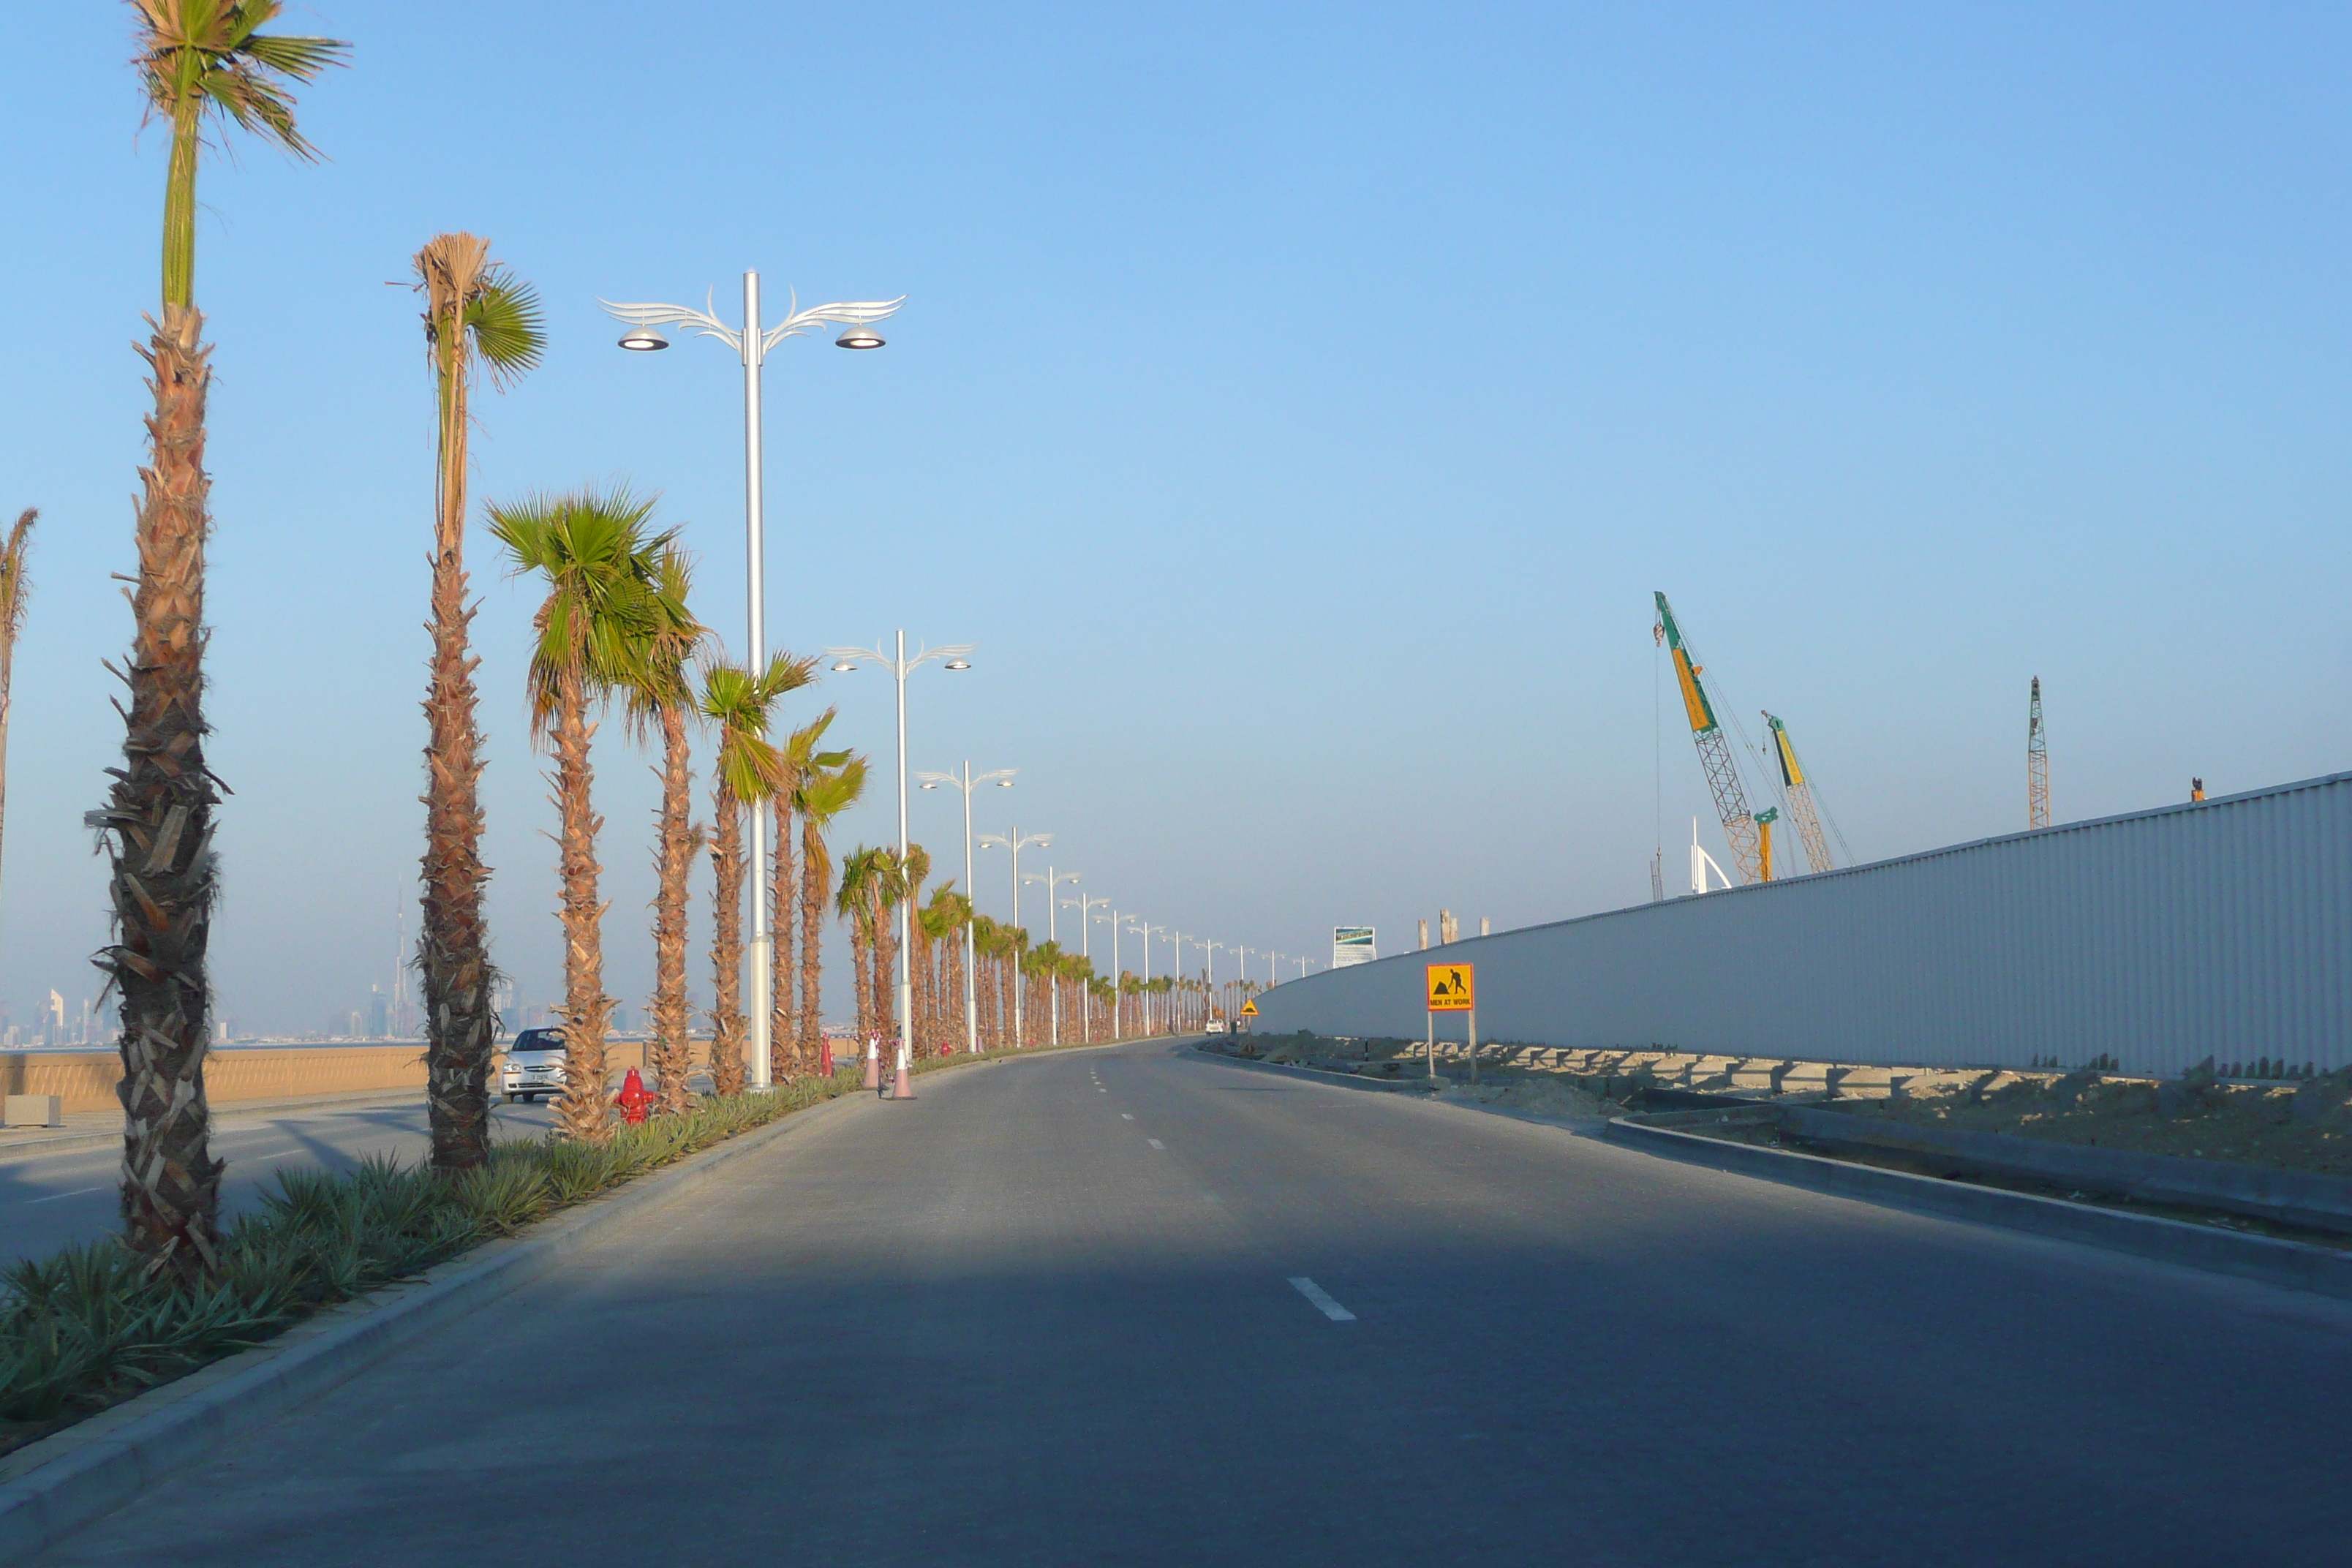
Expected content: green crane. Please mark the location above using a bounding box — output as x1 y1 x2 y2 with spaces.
1654 592 1762 883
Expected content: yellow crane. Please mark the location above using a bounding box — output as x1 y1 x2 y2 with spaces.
1762 713 1833 874
1654 592 1762 883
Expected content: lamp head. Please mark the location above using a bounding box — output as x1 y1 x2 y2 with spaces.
920 781 938 791
831 660 859 673
943 657 972 671
618 325 668 352
996 777 1014 788
834 319 886 350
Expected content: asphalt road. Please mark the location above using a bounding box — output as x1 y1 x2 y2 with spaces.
29 1039 2352 1566
1 1095 557 1266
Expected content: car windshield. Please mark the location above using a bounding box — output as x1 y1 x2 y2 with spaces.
510 1030 567 1055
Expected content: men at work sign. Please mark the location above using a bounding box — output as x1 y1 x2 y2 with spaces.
1425 963 1474 1011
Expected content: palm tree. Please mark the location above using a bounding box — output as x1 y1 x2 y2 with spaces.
836 847 886 1040
795 750 865 1070
772 711 850 1078
413 233 544 1172
101 2 346 1282
701 652 811 1096
626 546 705 1115
490 487 677 1145
0 509 34 935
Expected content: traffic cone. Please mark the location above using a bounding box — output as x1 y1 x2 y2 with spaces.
820 1037 834 1077
863 1036 881 1090
891 1040 915 1100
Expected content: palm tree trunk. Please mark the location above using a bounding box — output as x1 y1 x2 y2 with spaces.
650 704 694 1115
417 232 499 1172
101 305 222 1282
0 510 30 935
849 919 872 1041
552 677 613 1142
799 815 825 1071
872 892 898 1041
708 787 746 1097
769 799 796 1077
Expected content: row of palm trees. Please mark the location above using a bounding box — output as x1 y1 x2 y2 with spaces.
98 2 1210 1281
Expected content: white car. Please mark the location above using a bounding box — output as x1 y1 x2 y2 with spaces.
502 1028 568 1103
1205 1019 1229 1033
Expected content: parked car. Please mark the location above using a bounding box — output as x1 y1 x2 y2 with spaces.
502 1028 568 1103
1205 1019 1229 1033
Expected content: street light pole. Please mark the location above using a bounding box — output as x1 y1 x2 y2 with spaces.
603 275 901 1092
1065 889 1110 1041
979 827 1052 1048
919 762 1015 1053
1022 867 1081 1045
1095 906 1124 1039
1129 919 1159 1034
825 633 973 1098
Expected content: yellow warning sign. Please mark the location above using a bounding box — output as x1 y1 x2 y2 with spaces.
1425 963 1475 1011
1240 999 1259 1017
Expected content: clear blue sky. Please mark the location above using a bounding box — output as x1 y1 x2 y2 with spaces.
4 2 2348 1034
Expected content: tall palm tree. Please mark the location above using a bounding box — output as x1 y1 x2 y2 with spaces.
0 509 34 936
701 652 810 1096
836 847 886 1040
490 487 677 1145
795 750 865 1069
101 2 346 1282
413 233 544 1172
771 711 851 1078
625 546 705 1115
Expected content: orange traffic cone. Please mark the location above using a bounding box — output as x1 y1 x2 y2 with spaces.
863 1036 881 1090
891 1041 914 1100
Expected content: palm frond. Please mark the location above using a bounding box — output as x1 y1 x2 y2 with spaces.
467 275 546 386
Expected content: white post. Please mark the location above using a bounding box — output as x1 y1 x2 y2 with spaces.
962 764 979 1054
1009 836 1025 1048
893 631 914 1095
1044 867 1060 1046
743 271 772 1093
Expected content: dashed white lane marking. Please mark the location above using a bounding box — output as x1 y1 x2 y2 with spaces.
21 1184 108 1206
1121 1113 1134 1120
1147 1139 1164 1150
1289 1277 1356 1322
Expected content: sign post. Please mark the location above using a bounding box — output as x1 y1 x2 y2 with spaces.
1425 962 1475 1082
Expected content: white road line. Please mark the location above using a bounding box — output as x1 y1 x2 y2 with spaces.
1289 1276 1357 1322
1147 1138 1164 1150
1121 1113 1134 1120
21 1184 108 1206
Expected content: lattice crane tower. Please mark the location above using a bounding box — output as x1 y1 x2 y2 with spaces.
2027 676 2050 829
1654 592 1762 883
1763 713 1834 874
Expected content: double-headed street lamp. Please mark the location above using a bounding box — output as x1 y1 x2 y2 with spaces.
1022 866 1082 1045
826 633 973 1098
1093 905 1126 1038
918 764 1015 1054
603 274 902 1091
978 827 1052 1047
1128 918 1162 1033
1064 889 1112 1040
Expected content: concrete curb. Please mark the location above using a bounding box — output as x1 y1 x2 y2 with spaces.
1186 1044 1436 1095
0 1086 873 1561
1602 1114 2352 1303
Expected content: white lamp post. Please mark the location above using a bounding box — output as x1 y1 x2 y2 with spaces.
603 275 901 1091
979 827 1052 1047
1022 867 1082 1045
1063 889 1111 1041
1128 919 1161 1034
1094 906 1126 1039
824 632 973 1098
918 763 1015 1053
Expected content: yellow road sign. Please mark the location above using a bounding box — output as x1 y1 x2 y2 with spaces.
1425 962 1474 1011
1240 999 1259 1017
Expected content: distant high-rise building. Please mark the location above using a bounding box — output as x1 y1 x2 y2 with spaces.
366 986 390 1039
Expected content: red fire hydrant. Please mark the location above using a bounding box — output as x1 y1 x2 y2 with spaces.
614 1066 655 1126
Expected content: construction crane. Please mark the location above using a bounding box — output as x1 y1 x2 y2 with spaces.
2027 676 2049 829
1754 807 1779 881
1762 713 1833 874
1654 592 1761 883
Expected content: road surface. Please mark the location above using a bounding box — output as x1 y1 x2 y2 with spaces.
1 1095 556 1265
29 1039 2352 1565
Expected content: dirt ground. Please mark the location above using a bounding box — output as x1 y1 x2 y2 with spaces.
1827 1072 2352 1177
1215 1032 2352 1178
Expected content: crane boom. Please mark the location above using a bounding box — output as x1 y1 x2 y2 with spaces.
1654 592 1761 883
1763 713 1833 875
